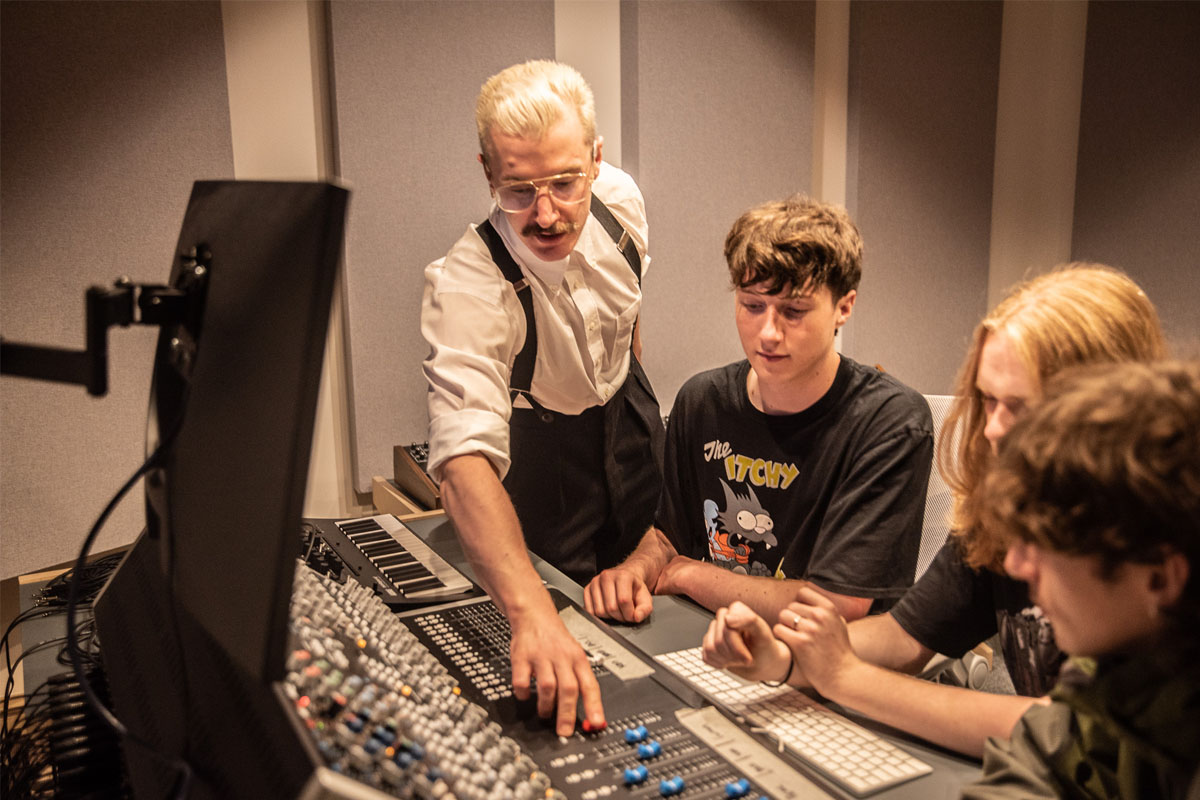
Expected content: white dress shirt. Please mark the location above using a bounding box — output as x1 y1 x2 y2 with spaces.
421 161 651 481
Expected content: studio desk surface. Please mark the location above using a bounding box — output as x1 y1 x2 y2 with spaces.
4 514 981 799
402 512 981 800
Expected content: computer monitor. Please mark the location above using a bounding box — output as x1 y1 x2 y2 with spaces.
93 181 349 798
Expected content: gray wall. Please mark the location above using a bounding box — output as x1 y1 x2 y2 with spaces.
627 1 817 409
1071 1 1200 357
3 0 1198 578
330 0 555 491
1 1 234 578
846 1 1002 393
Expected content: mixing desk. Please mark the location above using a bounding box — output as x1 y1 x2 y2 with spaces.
281 515 980 800
285 562 841 800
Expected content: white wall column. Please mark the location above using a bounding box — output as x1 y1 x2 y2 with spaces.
812 0 850 208
988 0 1088 307
813 0 851 353
221 0 363 517
555 0 623 167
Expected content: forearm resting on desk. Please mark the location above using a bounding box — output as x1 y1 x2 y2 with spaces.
705 597 1034 758
811 659 1040 759
783 603 1037 759
583 527 677 622
659 560 873 624
846 612 937 675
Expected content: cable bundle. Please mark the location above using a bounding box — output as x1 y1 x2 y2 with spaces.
2 554 128 799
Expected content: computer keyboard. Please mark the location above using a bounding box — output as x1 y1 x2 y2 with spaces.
654 648 932 797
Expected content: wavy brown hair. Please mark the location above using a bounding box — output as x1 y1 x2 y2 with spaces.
981 361 1200 631
941 264 1166 571
724 195 862 300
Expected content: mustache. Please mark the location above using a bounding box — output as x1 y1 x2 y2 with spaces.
522 220 579 237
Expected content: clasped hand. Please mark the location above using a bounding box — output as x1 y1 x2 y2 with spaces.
701 587 859 695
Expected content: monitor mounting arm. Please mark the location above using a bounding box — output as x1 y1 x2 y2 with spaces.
0 247 209 396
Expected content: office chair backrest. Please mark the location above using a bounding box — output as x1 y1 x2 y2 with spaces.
916 395 960 579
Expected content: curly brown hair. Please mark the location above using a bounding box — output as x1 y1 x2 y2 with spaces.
981 360 1200 630
941 264 1167 571
723 195 862 300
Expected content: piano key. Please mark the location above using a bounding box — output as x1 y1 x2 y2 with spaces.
395 577 444 594
374 553 417 568
347 531 391 545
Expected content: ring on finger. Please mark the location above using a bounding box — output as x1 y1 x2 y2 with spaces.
791 613 802 630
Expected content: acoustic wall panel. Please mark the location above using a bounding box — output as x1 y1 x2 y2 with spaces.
846 1 1002 394
330 1 555 492
623 1 816 410
1 1 234 578
1071 1 1200 354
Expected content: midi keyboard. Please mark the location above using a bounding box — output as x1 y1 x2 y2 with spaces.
306 514 475 604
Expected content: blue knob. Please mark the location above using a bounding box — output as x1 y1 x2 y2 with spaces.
624 765 649 785
725 779 751 798
637 740 662 759
624 724 650 743
659 776 685 796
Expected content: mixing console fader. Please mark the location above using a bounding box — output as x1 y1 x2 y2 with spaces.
284 561 836 800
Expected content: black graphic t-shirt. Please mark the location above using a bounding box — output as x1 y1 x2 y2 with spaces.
657 357 933 610
891 540 1066 697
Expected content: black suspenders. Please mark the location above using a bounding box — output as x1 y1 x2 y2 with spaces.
474 194 642 404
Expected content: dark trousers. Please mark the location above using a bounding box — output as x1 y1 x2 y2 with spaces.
503 356 664 585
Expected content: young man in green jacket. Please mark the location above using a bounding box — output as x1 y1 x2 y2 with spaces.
963 360 1200 800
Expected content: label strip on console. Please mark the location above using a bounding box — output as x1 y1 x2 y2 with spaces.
559 607 656 681
676 706 832 800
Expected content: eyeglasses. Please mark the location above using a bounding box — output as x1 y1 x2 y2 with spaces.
492 171 591 213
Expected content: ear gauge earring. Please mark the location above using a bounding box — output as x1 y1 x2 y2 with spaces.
1149 569 1168 591
1144 567 1168 619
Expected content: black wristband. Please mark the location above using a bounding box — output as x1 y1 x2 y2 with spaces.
761 658 794 688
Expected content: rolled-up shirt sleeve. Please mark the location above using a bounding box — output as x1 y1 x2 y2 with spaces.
421 227 525 482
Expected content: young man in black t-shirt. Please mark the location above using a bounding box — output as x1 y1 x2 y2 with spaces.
583 196 932 626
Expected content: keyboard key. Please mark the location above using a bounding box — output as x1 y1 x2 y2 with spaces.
654 648 931 797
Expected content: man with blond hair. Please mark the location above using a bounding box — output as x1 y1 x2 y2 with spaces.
421 60 663 735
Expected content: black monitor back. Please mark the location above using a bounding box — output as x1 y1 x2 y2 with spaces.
94 181 349 798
